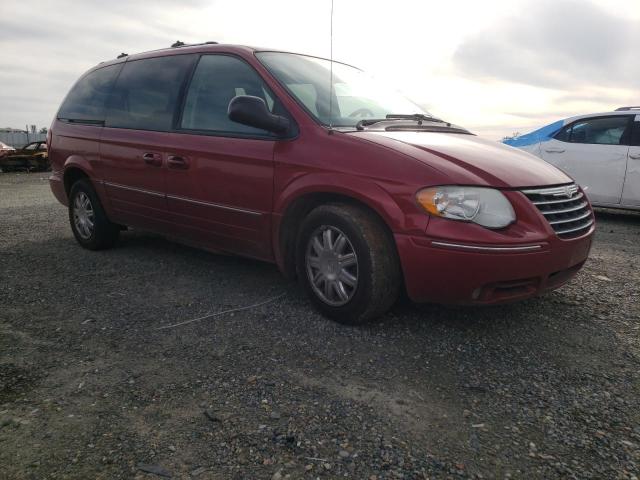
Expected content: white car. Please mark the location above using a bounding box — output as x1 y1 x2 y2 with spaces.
503 107 640 210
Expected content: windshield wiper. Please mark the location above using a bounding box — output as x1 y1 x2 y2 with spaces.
58 117 105 126
385 113 446 124
355 118 387 130
355 114 450 131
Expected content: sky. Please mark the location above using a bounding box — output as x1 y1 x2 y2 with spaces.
1 0 638 140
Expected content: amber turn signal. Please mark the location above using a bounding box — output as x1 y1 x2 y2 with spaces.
416 187 443 216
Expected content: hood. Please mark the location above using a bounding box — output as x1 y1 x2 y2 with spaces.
349 130 572 188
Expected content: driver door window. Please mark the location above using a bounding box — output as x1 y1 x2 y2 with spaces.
180 55 276 137
554 116 631 145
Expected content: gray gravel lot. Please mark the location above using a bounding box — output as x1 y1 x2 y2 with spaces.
0 172 639 480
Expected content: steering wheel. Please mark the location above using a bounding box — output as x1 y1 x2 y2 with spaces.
349 108 375 118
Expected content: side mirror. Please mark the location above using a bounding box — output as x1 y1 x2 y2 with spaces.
228 95 290 135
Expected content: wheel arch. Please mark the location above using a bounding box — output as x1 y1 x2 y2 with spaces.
63 167 90 198
62 156 96 199
274 179 405 280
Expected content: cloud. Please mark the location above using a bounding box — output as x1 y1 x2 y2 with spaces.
0 0 331 129
0 0 212 129
0 0 637 139
453 0 640 89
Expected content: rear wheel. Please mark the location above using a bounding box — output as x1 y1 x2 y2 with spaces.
68 178 119 250
296 204 401 324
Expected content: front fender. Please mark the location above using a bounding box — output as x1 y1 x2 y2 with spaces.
275 172 408 232
271 171 430 277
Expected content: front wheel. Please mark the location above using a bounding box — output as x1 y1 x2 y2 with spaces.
68 178 120 250
296 204 401 324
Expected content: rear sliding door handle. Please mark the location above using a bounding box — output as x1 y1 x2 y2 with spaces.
629 153 640 160
544 148 565 153
142 152 162 167
167 155 190 169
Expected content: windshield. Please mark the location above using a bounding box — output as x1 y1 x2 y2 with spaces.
256 52 431 128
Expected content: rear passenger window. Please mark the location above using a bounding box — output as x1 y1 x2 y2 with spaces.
555 116 631 145
58 64 122 124
180 55 275 136
106 55 194 131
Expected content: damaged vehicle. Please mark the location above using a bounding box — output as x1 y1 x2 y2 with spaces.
0 141 16 159
0 141 50 172
48 43 594 324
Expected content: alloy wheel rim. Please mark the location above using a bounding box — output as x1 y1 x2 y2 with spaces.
305 225 358 306
73 191 95 240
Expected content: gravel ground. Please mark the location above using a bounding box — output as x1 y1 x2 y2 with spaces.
0 172 639 480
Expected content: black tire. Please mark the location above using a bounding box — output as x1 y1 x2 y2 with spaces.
296 203 401 324
68 178 119 250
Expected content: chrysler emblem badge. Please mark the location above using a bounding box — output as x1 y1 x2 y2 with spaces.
560 185 577 198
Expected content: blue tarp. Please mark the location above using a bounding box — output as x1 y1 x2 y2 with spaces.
502 120 564 147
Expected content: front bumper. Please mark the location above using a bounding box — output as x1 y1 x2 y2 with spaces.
395 229 593 304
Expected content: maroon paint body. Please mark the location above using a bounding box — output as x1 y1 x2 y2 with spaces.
48 44 594 305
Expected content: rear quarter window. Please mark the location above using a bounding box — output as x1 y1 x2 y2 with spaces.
57 64 122 123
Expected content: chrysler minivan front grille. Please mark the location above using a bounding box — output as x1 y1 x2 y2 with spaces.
521 184 594 239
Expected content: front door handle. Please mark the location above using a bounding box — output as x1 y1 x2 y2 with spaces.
142 152 162 167
545 148 566 153
167 155 190 169
629 153 640 160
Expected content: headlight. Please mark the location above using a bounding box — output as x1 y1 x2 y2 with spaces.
416 186 515 229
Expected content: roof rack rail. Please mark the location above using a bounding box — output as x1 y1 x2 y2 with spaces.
615 106 640 111
171 40 219 48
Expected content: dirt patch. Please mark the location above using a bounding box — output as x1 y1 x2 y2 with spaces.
0 362 42 403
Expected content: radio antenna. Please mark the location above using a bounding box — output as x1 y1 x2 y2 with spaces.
328 0 334 132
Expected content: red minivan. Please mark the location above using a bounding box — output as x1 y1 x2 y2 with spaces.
48 43 594 324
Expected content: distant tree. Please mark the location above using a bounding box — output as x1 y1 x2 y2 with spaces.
39 127 48 134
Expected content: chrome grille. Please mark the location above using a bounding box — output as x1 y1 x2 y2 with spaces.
521 184 594 239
